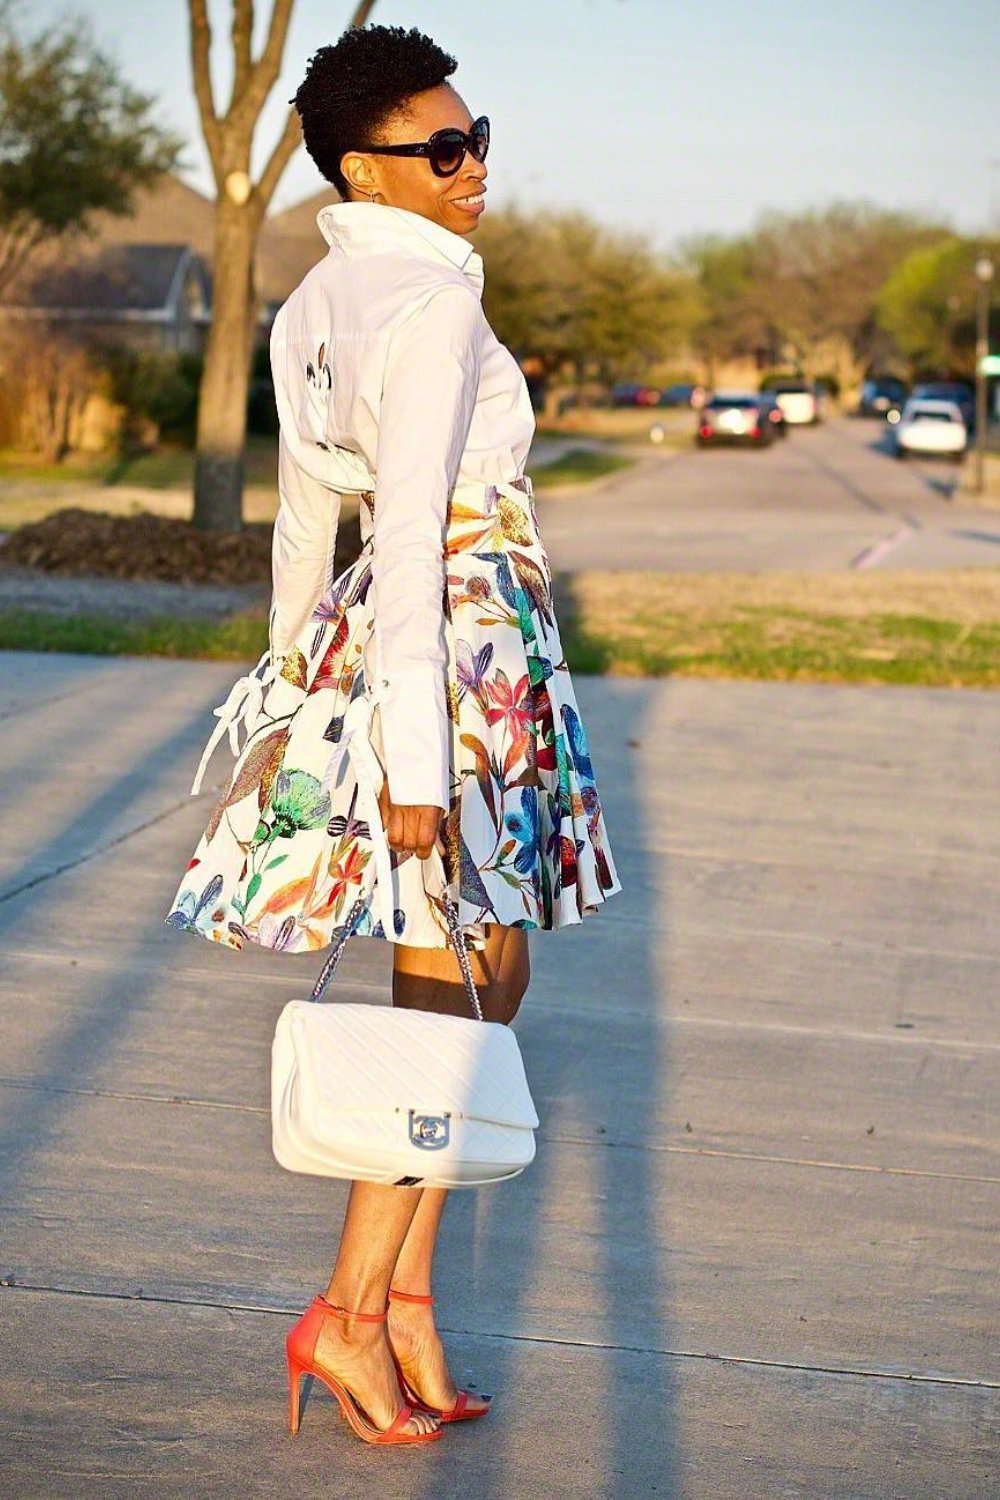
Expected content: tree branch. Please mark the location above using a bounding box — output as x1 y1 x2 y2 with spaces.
188 0 222 174
236 0 374 135
230 0 254 112
349 0 379 27
254 105 301 216
236 0 294 125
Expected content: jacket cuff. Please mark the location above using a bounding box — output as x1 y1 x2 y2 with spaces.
378 666 450 812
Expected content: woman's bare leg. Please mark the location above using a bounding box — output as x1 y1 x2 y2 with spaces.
311 1181 440 1435
391 919 530 1023
386 922 530 1411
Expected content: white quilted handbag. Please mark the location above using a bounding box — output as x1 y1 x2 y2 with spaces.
271 890 538 1188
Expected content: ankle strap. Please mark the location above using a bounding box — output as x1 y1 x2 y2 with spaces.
317 1294 387 1322
388 1288 435 1306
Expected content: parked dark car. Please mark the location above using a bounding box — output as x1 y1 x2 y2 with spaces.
658 381 707 408
857 377 909 418
697 393 775 447
612 381 707 409
611 382 665 408
756 392 788 438
611 382 646 407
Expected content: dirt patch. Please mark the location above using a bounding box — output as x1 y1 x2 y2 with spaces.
0 480 283 531
0 506 364 586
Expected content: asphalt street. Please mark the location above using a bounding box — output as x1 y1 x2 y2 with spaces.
1 654 997 1497
537 416 1000 574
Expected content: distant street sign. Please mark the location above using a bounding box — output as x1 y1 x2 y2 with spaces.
979 354 1000 375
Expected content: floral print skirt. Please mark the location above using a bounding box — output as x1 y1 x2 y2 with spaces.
166 474 622 954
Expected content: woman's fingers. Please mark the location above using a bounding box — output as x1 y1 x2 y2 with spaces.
402 805 443 859
380 787 442 859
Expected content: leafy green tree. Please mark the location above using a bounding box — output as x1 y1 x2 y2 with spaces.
477 206 697 410
677 232 771 378
681 202 945 386
575 219 695 384
876 236 1000 377
476 205 578 379
0 15 179 297
751 202 944 376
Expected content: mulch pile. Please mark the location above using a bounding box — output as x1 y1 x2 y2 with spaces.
0 507 363 586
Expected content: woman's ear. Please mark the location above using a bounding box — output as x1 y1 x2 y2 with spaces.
340 152 375 199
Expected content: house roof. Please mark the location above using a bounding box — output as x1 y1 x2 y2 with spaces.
86 173 217 259
258 185 340 304
18 243 205 316
3 172 343 320
83 171 341 305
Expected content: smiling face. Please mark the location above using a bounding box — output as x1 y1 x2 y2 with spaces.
339 83 487 236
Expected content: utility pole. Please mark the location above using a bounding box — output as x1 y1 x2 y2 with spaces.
974 256 994 496
990 160 1000 235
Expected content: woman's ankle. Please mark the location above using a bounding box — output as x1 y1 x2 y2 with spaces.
389 1284 434 1304
322 1278 391 1318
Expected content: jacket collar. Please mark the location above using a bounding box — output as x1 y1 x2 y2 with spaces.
316 201 484 294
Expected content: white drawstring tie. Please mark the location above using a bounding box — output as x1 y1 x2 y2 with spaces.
190 650 280 795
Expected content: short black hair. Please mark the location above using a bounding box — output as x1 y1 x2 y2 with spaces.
293 25 458 198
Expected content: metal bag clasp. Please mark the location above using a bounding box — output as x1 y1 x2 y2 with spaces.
408 1110 451 1151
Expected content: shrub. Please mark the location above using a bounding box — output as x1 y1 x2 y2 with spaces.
100 346 202 446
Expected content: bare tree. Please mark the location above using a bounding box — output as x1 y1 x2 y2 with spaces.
188 0 376 533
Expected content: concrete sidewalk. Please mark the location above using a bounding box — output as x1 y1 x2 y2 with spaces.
0 652 997 1498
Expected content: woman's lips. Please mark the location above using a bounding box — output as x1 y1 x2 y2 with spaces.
451 190 486 216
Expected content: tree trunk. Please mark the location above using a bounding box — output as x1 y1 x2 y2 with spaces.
192 197 260 532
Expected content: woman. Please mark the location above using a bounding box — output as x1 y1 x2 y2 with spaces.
167 23 621 1446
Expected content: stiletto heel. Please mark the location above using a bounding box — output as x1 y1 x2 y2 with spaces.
285 1294 443 1445
387 1288 493 1423
287 1353 305 1435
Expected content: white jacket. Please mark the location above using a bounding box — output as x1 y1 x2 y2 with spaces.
267 201 536 811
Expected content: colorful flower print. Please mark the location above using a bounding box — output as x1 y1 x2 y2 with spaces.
165 475 621 954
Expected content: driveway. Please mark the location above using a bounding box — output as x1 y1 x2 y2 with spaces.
538 417 1000 573
1 653 997 1497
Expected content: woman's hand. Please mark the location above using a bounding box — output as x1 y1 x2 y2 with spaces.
377 777 445 861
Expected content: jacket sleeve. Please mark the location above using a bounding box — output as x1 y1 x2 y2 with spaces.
269 432 341 663
373 283 483 811
267 298 373 663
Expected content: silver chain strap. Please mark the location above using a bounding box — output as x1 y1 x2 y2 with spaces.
440 890 485 1022
310 893 367 1001
310 889 484 1023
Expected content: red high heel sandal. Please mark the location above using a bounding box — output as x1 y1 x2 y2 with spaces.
286 1294 443 1445
388 1289 493 1423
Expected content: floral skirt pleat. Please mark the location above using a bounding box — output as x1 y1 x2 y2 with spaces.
166 475 622 953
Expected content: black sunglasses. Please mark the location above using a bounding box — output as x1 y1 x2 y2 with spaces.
353 115 489 178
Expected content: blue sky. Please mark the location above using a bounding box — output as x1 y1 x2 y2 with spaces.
23 0 1000 248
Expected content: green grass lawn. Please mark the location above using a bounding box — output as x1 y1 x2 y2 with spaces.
3 566 998 687
554 570 1000 688
530 447 634 488
0 437 637 495
0 610 270 661
0 438 280 490
558 607 1000 688
0 438 633 532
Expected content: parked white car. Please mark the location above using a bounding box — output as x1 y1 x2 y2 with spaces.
894 398 968 460
763 379 820 425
